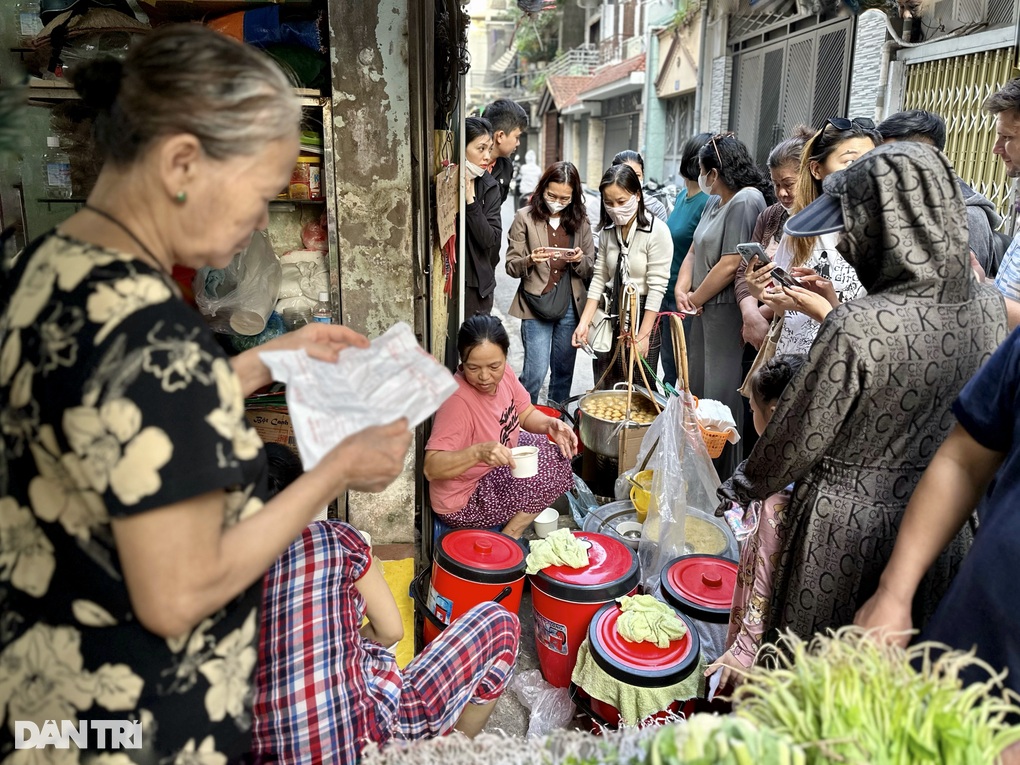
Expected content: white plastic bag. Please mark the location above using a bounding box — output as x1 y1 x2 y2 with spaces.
636 393 722 593
194 231 282 335
511 669 576 738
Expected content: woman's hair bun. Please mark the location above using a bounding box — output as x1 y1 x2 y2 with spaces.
71 57 124 111
790 124 817 140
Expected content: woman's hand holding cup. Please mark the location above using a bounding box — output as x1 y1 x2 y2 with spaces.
475 441 515 469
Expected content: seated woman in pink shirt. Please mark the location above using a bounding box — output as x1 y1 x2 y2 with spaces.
425 315 577 538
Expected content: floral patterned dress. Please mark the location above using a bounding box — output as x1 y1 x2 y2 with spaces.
0 233 269 763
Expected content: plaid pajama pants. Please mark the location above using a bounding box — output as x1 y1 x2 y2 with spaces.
394 601 520 739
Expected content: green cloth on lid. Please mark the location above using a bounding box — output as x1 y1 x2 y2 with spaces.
571 637 706 726
525 528 589 575
616 594 688 648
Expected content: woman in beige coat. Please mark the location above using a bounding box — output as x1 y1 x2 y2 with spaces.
506 161 595 404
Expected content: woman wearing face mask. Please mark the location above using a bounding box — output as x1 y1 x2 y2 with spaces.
506 161 595 405
571 164 673 386
744 118 879 356
612 150 668 222
674 134 772 477
733 126 815 351
462 116 503 316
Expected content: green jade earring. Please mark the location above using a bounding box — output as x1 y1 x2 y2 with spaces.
175 190 187 203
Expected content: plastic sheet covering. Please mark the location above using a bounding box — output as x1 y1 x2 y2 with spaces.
511 669 576 738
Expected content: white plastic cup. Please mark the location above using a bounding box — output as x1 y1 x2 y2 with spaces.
533 507 559 538
510 445 539 478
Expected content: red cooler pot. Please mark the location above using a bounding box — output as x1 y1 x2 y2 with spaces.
529 531 640 687
660 554 738 663
573 601 701 727
421 530 525 645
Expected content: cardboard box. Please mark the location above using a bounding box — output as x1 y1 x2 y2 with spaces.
245 406 297 449
617 425 653 475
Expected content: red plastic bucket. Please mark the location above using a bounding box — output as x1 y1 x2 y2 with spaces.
573 601 701 727
420 529 525 645
660 554 738 664
528 531 639 687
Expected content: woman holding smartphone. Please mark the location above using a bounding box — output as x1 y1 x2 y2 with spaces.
572 164 673 387
506 161 595 404
743 118 879 356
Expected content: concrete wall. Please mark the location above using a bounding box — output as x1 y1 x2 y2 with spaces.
707 55 733 134
643 30 668 184
328 0 421 543
847 12 888 122
586 117 606 189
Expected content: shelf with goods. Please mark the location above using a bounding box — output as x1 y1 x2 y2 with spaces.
13 0 340 324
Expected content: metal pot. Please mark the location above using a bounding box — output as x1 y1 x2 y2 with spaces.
575 384 660 458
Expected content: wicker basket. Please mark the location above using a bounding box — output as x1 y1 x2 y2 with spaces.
688 395 729 459
673 320 729 459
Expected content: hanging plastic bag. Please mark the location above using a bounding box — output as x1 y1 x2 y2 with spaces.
511 669 576 738
636 392 723 594
566 473 599 529
194 231 282 336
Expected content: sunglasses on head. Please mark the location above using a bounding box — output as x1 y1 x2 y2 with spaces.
825 117 876 131
710 132 735 164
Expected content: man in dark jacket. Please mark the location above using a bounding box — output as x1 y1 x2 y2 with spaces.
483 99 528 204
877 109 1009 277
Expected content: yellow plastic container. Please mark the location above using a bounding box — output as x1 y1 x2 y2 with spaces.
629 469 654 523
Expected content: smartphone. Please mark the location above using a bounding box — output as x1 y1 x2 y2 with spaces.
543 247 575 260
736 242 800 288
736 242 772 266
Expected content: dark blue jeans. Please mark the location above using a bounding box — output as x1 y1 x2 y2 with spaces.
519 303 578 405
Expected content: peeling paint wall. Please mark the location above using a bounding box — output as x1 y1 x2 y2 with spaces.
328 0 419 543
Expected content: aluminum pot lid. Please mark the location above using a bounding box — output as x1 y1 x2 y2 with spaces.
660 554 737 623
436 529 525 584
530 532 639 603
587 602 701 687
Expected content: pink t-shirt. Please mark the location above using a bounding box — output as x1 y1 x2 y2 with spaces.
426 367 532 513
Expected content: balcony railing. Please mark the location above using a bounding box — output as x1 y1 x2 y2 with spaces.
599 34 623 65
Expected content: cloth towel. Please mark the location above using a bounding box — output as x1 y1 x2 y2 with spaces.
616 594 688 648
695 398 740 444
571 637 706 726
525 528 589 575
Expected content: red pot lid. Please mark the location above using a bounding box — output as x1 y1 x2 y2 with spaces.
436 529 525 584
661 554 737 623
588 602 700 687
530 532 640 603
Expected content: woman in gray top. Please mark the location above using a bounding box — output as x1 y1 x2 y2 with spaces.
675 134 771 477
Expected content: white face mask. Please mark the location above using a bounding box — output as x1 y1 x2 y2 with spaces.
606 195 639 227
465 161 486 179
545 199 567 214
698 172 714 196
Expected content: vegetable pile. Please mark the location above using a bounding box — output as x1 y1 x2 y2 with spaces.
730 626 1020 764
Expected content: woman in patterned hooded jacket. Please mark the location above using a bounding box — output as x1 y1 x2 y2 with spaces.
716 142 1006 643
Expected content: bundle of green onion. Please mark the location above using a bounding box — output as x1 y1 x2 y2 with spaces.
730 626 1020 764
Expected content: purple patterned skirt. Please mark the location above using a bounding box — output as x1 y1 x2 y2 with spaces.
441 431 574 528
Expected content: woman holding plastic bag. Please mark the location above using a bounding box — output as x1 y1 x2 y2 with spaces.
571 163 672 387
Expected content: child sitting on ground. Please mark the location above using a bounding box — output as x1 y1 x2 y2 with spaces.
705 354 806 688
252 444 521 765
